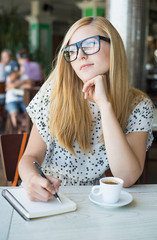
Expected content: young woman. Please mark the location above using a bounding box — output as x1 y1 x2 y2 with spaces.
19 17 154 202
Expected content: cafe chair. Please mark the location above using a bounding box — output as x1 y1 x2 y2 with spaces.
5 112 27 134
141 130 157 184
0 133 29 186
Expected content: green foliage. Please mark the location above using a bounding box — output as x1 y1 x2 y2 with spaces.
0 6 29 57
0 5 49 75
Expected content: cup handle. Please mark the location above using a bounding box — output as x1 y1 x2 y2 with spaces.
91 185 102 196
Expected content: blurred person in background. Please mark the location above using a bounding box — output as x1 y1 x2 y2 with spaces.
1 49 31 129
16 49 43 87
0 57 5 105
0 55 6 125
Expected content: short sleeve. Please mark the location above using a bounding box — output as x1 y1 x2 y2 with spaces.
124 97 154 151
26 80 52 144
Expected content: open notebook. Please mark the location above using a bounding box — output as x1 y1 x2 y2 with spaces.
2 187 77 220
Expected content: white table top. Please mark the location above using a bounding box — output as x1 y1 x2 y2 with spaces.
0 184 157 240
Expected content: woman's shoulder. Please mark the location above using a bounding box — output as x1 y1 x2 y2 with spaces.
129 88 153 112
40 77 53 93
126 87 154 128
126 88 154 130
125 88 154 149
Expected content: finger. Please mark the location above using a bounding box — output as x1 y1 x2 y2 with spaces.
38 185 55 201
27 194 40 202
82 83 92 99
27 189 52 202
26 175 61 202
84 84 95 99
47 176 61 193
82 80 94 93
39 177 56 194
84 92 88 99
27 179 53 202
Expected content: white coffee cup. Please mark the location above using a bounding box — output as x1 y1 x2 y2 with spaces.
92 177 124 204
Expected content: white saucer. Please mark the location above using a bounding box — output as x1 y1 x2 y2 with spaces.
89 190 133 208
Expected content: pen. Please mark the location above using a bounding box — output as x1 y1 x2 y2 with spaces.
33 161 62 204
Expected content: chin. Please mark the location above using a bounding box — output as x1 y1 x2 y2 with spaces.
78 70 106 83
81 78 91 84
81 74 99 83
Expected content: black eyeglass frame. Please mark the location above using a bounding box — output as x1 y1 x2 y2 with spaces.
62 35 110 63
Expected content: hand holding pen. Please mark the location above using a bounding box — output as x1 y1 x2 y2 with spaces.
32 161 62 203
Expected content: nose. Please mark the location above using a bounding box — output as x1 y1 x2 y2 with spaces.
77 48 88 61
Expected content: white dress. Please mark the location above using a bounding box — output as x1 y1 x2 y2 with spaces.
27 80 154 186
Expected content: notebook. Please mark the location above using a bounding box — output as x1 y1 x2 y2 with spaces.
2 187 77 221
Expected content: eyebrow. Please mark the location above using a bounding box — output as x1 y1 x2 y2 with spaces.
67 35 110 47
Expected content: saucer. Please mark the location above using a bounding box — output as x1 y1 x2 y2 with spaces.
89 190 133 208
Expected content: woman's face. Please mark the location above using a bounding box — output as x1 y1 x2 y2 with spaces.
69 24 110 83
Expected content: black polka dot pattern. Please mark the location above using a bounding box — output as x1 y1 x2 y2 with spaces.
27 80 154 186
124 95 154 151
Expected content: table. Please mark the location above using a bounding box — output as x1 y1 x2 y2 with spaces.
0 185 157 240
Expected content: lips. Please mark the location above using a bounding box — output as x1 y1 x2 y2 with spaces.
80 64 93 70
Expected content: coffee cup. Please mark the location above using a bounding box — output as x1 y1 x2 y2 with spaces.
91 177 124 204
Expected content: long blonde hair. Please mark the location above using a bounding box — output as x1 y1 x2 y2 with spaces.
45 17 145 155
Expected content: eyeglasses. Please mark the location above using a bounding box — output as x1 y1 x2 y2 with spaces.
62 35 110 63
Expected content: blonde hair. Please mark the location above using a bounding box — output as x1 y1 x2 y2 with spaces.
45 17 146 155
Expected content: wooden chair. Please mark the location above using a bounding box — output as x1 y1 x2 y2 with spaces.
5 112 27 134
0 133 29 186
0 82 5 94
141 130 157 183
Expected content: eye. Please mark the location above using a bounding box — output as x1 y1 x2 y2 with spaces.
69 50 76 56
63 44 77 61
64 50 70 58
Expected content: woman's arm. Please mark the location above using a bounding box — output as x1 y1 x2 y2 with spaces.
18 124 61 201
99 103 148 187
82 75 148 187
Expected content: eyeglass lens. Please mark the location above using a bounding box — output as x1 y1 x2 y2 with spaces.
63 36 100 62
